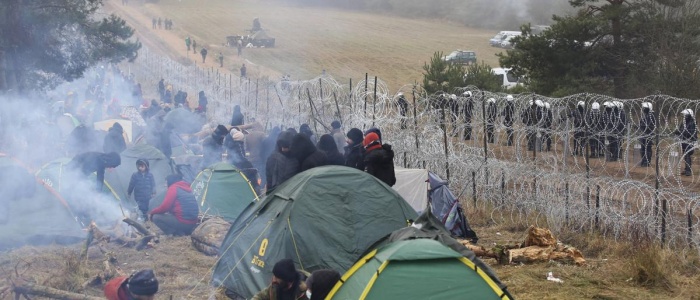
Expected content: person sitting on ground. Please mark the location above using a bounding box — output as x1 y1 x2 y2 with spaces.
305 269 341 300
104 268 159 300
149 174 199 236
252 258 308 300
290 133 327 173
344 128 365 171
68 151 121 191
363 132 396 186
317 134 344 166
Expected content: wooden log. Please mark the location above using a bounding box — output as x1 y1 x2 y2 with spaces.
12 282 101 300
122 218 154 237
523 225 557 247
507 246 586 266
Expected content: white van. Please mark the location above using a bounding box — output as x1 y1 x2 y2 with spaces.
489 31 521 47
492 68 522 89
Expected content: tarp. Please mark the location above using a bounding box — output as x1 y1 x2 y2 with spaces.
358 208 513 299
327 238 510 300
0 153 83 249
392 168 477 241
94 119 134 142
104 144 175 212
212 166 418 299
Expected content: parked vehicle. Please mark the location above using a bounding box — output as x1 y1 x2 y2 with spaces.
489 31 521 47
492 68 523 89
443 50 477 65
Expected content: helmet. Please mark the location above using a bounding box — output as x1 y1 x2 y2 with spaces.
535 99 544 107
613 101 623 108
681 109 694 117
529 100 535 106
505 95 514 101
641 102 653 111
603 101 613 108
463 91 472 97
487 98 496 104
591 102 600 110
450 94 457 100
397 92 404 96
544 102 551 109
577 101 585 107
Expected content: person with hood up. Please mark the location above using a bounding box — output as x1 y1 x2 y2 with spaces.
395 92 409 129
149 174 199 235
674 109 697 176
252 258 308 300
128 159 156 221
241 121 267 184
639 102 655 167
104 268 159 300
266 131 300 192
363 132 396 186
305 269 341 300
299 123 317 145
197 91 208 113
103 122 127 154
200 125 228 170
68 151 121 191
261 126 282 165
317 134 344 165
344 128 365 171
224 127 248 166
230 105 244 126
290 133 327 172
330 120 346 153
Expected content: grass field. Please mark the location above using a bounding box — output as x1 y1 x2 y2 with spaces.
116 0 504 91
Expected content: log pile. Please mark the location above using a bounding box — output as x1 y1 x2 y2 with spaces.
460 225 586 266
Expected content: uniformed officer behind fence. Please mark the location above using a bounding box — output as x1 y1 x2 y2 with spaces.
586 102 604 158
572 101 586 156
639 102 655 167
674 109 697 176
462 91 474 140
502 95 515 146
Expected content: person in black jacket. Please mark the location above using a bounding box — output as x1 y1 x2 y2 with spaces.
586 102 604 158
224 127 248 166
362 132 396 186
542 102 553 151
396 93 409 129
639 102 655 167
230 105 244 127
462 91 474 140
127 159 156 221
197 91 208 113
485 98 497 144
675 109 697 176
68 151 122 191
103 122 127 154
502 95 515 146
522 100 543 151
344 128 365 171
266 131 300 191
317 134 344 165
290 133 327 172
571 101 586 156
200 125 228 170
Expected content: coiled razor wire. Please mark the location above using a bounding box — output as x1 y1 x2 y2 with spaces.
126 46 700 252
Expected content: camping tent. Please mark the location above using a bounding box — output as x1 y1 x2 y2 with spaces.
104 144 175 210
190 163 258 221
326 238 511 300
355 208 513 299
0 154 83 249
212 166 418 299
393 167 477 241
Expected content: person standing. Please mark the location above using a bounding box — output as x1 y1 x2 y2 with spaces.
344 128 365 171
237 39 243 56
542 102 553 151
149 174 199 236
586 102 604 158
265 131 299 192
192 39 197 54
330 120 346 153
462 91 474 140
396 92 409 129
104 269 159 300
157 79 165 101
571 101 586 156
502 94 515 146
152 18 156 29
290 133 327 172
127 159 156 221
639 102 655 167
230 105 244 127
218 52 224 68
157 17 162 29
197 90 208 114
363 132 396 186
240 63 247 78
185 36 191 52
317 134 344 165
200 48 208 63
103 122 127 154
200 125 228 170
485 98 497 144
674 109 697 176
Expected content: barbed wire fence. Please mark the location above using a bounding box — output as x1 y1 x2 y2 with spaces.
126 46 699 252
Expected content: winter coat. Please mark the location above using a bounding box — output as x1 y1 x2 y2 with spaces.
251 277 308 300
521 105 542 127
502 101 515 127
572 107 586 130
230 106 244 126
127 159 156 201
364 144 396 186
344 143 365 171
290 133 327 172
318 134 344 166
640 109 656 137
261 127 281 163
266 132 300 191
486 103 498 127
224 130 247 165
150 181 198 224
462 99 473 122
103 276 130 300
675 117 698 143
245 125 266 164
69 152 121 191
103 123 126 153
586 109 604 132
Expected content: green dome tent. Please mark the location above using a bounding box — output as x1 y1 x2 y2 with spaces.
149 162 258 222
326 238 511 300
104 144 175 210
212 166 418 299
1 153 83 249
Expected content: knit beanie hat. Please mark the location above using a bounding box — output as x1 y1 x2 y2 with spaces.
306 269 341 300
331 120 341 129
364 127 382 142
213 125 229 138
127 269 159 296
272 259 298 283
363 132 380 148
346 128 363 144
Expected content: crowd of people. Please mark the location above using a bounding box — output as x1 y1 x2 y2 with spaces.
424 92 697 176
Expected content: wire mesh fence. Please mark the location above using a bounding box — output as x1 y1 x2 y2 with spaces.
127 46 700 251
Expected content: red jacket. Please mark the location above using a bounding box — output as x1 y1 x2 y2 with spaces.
150 181 198 224
104 276 129 300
